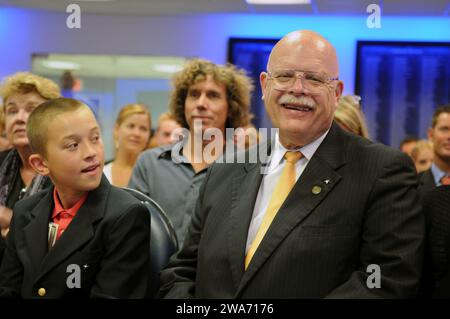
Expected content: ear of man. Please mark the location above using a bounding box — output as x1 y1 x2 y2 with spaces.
260 72 268 98
28 154 50 176
334 81 344 101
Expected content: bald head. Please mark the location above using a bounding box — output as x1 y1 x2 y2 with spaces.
268 30 339 77
260 30 344 148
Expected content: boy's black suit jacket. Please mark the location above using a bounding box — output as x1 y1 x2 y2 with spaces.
0 175 150 298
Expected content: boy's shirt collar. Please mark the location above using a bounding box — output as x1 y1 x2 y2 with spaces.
52 188 88 219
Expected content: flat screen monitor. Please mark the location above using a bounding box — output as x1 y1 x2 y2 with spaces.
228 38 278 129
356 41 450 147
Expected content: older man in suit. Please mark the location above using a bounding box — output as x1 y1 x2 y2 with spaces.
159 30 424 298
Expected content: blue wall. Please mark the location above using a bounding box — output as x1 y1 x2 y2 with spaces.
1 7 449 94
1 6 449 150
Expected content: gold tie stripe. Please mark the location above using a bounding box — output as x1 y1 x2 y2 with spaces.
245 151 303 269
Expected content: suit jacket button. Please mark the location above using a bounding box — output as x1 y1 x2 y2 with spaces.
312 186 322 194
38 288 46 297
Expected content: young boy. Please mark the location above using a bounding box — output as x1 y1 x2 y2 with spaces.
0 98 150 298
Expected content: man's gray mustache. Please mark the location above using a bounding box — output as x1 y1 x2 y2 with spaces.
278 95 316 107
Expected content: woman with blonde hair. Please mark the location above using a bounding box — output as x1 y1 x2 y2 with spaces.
0 72 60 256
411 139 434 173
335 95 370 138
103 103 151 187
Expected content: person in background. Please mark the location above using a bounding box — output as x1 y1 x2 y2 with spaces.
418 105 450 196
129 58 253 245
0 104 12 152
334 95 369 138
103 103 151 187
148 112 181 148
416 106 450 297
411 140 434 173
400 136 418 158
0 72 60 262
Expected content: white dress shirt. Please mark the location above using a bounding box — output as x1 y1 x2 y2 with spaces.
245 129 329 254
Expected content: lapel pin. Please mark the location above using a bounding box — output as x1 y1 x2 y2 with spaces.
324 179 330 185
312 186 322 195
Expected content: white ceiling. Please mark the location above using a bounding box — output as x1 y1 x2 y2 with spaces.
1 0 449 16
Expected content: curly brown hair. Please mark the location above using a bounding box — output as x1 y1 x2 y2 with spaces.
169 59 254 129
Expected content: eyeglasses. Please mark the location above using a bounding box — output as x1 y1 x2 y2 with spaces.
267 70 339 92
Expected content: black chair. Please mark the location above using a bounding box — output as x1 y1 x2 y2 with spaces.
122 188 179 298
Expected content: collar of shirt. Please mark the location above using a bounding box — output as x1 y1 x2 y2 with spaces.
156 140 190 164
265 129 330 174
431 162 449 186
156 135 233 165
52 188 88 219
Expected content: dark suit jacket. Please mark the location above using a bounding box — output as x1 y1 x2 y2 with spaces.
0 150 53 267
423 185 450 298
418 169 437 198
0 176 150 298
159 122 425 298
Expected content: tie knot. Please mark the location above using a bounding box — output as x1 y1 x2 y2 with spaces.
441 175 450 186
284 151 302 164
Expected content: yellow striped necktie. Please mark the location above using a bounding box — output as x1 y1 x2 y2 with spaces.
245 151 303 270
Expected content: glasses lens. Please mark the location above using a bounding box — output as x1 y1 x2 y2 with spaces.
270 70 326 92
